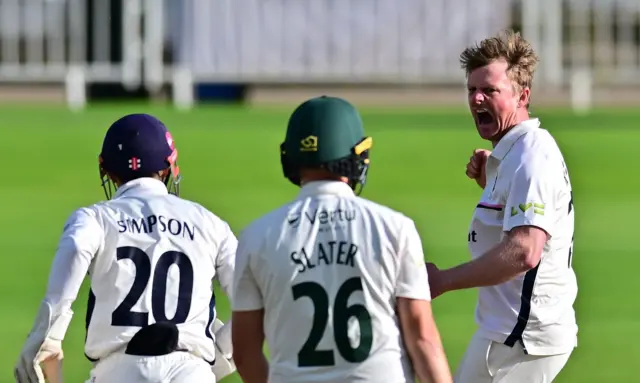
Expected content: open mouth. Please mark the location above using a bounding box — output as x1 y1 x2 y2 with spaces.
476 109 494 125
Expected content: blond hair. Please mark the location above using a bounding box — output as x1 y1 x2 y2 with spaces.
459 29 539 92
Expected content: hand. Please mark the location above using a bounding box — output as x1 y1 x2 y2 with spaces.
466 149 491 189
15 338 63 383
41 351 64 383
426 262 447 300
15 302 71 383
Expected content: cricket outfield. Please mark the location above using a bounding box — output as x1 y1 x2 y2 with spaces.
1 104 637 382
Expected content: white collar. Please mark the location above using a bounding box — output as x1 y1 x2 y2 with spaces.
297 180 355 199
113 178 168 199
491 118 540 160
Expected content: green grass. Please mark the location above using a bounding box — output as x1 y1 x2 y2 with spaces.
1 104 638 382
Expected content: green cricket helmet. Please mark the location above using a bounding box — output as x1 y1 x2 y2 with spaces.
280 96 373 195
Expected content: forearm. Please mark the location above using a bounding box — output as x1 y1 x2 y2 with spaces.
236 351 269 383
443 240 529 291
406 338 452 383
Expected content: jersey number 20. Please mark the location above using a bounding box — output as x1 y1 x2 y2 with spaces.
112 246 194 327
292 277 373 367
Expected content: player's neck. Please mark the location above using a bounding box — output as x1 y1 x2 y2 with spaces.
299 170 349 186
300 178 349 187
491 110 531 147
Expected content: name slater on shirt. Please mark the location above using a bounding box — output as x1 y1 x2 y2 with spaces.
291 241 358 273
117 215 196 240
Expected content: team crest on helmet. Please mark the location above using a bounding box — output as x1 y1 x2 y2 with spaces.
300 135 318 152
128 157 141 170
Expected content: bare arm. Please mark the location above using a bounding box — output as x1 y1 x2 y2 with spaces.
440 225 547 291
393 219 452 382
231 310 268 383
443 156 556 292
231 226 268 383
398 298 452 383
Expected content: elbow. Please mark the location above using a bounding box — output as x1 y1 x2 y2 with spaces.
507 226 547 272
406 332 439 352
411 337 446 360
233 346 263 378
233 348 250 371
397 298 444 353
519 248 542 271
231 332 263 373
231 310 265 371
231 339 260 372
229 333 250 368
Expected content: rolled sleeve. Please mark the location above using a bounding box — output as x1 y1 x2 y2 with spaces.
503 161 556 237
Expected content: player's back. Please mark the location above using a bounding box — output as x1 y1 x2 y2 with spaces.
242 183 419 382
84 179 227 364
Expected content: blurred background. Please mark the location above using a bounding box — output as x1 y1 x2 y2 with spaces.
0 1 638 382
0 0 638 109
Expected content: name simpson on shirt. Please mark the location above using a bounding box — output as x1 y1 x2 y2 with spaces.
117 215 196 241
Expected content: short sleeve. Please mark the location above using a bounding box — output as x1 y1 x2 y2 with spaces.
395 219 431 301
231 227 264 311
503 160 556 237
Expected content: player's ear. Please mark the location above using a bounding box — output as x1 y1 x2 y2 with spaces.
518 87 530 108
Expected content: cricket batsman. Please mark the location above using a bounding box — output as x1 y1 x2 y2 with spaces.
230 96 453 383
14 114 237 382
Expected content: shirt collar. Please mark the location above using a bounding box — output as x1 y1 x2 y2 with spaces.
491 118 540 161
113 178 169 199
297 180 355 199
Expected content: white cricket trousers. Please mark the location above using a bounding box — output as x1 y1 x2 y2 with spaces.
454 331 572 383
86 351 216 383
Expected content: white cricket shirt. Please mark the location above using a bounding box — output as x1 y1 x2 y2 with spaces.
233 181 431 383
468 118 578 355
41 178 236 363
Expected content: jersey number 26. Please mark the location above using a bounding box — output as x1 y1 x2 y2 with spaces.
292 277 373 367
112 246 194 327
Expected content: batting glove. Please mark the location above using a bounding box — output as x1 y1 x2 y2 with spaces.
211 318 236 381
15 301 72 383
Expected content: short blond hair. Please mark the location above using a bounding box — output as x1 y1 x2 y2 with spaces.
459 29 539 91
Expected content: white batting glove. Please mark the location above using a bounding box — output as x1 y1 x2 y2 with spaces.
211 318 236 381
14 301 72 383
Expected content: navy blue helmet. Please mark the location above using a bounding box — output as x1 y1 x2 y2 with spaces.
99 114 181 199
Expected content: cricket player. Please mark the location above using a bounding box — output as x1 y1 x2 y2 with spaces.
14 114 237 383
231 96 453 383
426 30 577 382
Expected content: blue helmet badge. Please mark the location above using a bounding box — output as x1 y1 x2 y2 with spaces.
98 114 181 199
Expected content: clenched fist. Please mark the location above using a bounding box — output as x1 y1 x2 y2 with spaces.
466 149 491 189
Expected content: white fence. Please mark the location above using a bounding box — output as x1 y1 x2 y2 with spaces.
0 0 638 110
